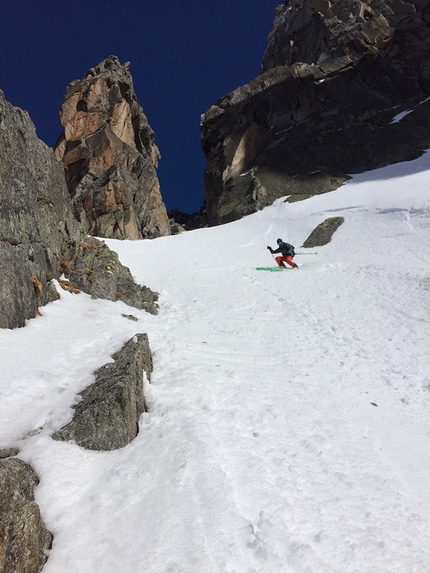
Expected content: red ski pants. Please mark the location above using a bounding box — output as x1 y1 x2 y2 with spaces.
276 255 296 268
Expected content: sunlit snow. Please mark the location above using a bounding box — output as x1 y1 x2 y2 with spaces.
1 152 430 572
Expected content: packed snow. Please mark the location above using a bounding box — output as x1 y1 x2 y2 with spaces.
1 153 430 573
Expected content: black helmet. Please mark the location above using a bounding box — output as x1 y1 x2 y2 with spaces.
277 238 283 245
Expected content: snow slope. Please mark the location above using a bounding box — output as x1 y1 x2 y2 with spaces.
1 153 430 573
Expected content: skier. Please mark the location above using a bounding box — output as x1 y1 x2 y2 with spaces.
267 238 299 269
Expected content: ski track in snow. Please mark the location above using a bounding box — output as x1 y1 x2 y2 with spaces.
1 154 430 572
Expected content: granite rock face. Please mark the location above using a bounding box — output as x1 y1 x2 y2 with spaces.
0 90 81 329
55 56 170 240
0 458 52 573
201 0 430 225
53 334 153 451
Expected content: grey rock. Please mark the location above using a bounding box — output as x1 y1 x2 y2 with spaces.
0 458 52 573
53 333 152 451
122 314 139 321
61 236 159 314
0 448 19 459
201 0 430 225
55 56 171 240
301 216 345 248
0 90 81 328
22 428 43 440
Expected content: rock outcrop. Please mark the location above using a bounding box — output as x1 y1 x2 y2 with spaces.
53 334 152 450
0 458 52 573
168 206 209 234
301 216 345 247
60 237 159 314
0 90 81 328
0 448 19 459
55 56 170 240
201 0 430 225
0 91 160 328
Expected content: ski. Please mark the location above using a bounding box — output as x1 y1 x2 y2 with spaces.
256 267 290 272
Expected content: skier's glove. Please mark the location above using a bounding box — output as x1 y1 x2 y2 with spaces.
267 246 271 251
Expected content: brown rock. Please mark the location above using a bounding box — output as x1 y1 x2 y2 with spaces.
55 56 170 240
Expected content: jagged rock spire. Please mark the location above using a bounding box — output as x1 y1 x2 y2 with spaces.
55 56 170 239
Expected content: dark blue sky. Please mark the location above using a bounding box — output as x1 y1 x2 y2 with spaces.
1 1 278 213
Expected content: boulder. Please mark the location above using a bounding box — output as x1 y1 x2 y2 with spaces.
201 0 430 225
0 458 52 573
53 333 153 451
55 56 170 239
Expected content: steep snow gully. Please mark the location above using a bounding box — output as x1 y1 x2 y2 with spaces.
1 153 430 572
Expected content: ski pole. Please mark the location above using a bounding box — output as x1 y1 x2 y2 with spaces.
269 250 277 262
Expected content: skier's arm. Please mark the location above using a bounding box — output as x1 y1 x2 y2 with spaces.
268 246 281 254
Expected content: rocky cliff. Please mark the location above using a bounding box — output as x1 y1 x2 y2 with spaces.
201 0 430 225
55 56 170 240
0 90 82 328
0 90 159 329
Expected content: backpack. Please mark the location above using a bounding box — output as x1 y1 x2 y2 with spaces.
282 242 295 257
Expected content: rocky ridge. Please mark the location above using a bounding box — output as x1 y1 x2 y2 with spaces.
55 56 170 240
201 0 430 225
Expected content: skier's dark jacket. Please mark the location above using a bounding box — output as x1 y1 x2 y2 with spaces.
271 242 295 257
